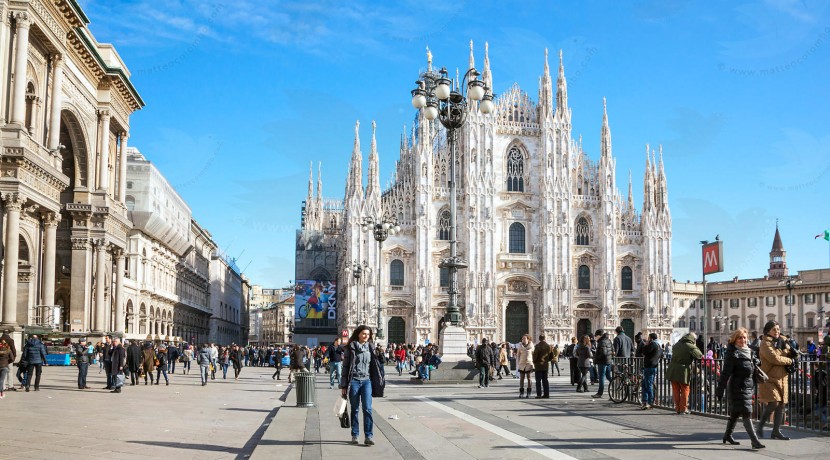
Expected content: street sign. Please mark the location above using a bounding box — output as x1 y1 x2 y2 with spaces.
341 329 348 337
702 241 724 275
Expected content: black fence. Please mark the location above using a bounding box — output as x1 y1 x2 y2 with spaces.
610 356 829 434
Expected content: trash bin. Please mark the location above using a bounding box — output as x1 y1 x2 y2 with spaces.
296 371 316 407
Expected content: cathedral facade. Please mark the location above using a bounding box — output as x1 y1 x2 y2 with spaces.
330 45 673 345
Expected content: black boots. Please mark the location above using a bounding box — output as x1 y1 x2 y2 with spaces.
758 402 789 441
519 387 524 398
723 415 740 445
722 433 739 445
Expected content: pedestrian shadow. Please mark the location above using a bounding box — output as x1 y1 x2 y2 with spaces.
222 407 273 413
126 441 239 454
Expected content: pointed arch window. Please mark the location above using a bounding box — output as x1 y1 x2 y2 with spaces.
389 259 404 286
578 265 590 290
575 217 590 245
438 210 451 240
509 222 525 253
621 266 633 291
506 147 524 192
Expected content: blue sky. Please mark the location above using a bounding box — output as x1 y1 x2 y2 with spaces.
77 0 830 287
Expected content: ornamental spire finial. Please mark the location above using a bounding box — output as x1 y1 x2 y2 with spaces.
426 46 433 72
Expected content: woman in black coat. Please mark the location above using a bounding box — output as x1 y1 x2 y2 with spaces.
716 328 764 449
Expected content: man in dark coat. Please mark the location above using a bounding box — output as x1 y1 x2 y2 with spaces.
126 340 143 385
167 345 180 374
593 330 614 398
640 333 663 409
22 335 47 391
101 335 113 390
532 334 554 398
109 337 127 393
74 338 92 389
475 339 494 388
613 326 634 358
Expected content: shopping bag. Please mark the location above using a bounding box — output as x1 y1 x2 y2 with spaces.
333 395 347 417
115 372 125 388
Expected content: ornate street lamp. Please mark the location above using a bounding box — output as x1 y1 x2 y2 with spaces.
361 216 400 341
779 275 802 338
345 260 369 325
410 60 493 330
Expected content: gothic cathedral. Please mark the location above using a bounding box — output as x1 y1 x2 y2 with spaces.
316 44 673 345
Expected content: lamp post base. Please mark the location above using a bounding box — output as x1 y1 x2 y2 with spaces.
413 326 476 383
438 325 468 361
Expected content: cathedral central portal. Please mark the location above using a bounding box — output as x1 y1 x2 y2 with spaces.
505 301 529 343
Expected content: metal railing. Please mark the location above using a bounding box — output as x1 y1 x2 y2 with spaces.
610 355 829 435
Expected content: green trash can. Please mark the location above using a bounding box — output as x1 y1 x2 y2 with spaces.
296 371 316 407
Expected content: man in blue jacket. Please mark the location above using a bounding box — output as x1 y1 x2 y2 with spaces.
22 335 47 392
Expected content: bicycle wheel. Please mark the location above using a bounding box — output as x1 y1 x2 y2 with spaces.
631 375 642 402
608 375 629 403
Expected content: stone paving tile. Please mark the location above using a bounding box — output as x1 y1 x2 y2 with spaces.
0 365 283 460
253 368 829 460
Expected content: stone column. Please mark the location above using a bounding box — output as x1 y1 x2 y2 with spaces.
98 110 111 192
40 212 60 306
1 193 25 326
94 241 107 333
47 55 64 150
114 249 125 333
10 13 30 125
118 132 129 203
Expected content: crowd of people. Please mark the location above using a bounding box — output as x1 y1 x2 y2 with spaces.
0 334 256 395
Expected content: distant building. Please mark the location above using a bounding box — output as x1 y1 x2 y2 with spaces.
294 163 341 346
248 286 292 344
673 226 830 345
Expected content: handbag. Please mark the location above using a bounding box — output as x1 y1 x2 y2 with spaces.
753 363 769 384
338 398 351 429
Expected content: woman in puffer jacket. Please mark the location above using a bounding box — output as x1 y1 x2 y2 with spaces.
716 328 764 449
757 320 794 441
516 334 534 399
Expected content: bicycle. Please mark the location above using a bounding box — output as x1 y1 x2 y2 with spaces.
609 362 642 403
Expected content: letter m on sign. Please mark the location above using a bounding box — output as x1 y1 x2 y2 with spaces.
702 241 724 275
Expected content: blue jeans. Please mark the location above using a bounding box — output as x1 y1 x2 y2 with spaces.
642 367 656 404
349 379 373 439
596 363 611 396
200 365 209 384
77 362 89 388
168 360 176 374
156 367 169 384
418 363 429 379
221 363 229 379
478 366 490 387
330 362 341 387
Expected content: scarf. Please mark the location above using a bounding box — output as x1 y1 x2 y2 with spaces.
734 344 751 360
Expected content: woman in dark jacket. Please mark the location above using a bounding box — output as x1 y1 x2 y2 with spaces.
575 335 594 393
716 328 764 449
126 341 143 386
340 325 384 447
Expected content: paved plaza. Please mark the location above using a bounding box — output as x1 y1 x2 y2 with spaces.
1 365 828 460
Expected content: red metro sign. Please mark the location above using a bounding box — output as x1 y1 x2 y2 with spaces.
702 241 724 275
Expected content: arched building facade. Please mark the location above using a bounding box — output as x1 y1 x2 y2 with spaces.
0 1 142 350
